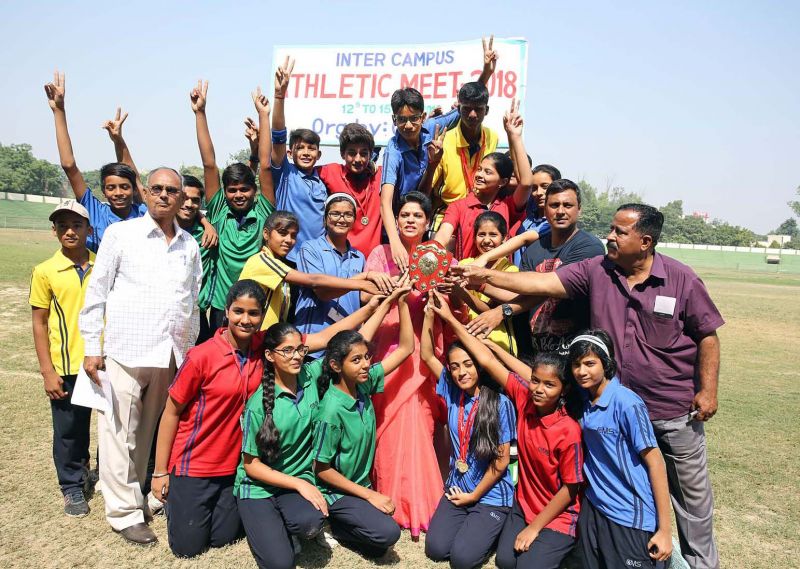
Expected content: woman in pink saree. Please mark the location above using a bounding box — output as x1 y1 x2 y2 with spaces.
366 191 447 538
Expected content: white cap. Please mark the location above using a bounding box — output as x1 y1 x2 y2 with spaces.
49 199 91 222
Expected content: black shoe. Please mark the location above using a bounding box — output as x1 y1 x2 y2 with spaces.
115 522 158 546
64 490 90 518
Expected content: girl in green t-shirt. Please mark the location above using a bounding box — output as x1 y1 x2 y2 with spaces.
311 285 413 557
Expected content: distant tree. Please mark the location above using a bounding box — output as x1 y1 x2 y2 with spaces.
790 186 800 218
0 143 66 196
179 165 204 180
227 148 251 166
772 218 798 238
577 179 642 237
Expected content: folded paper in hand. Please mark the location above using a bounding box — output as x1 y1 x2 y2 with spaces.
72 366 114 418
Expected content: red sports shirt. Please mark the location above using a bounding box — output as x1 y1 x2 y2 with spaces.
319 163 383 257
168 329 265 477
442 192 524 260
505 372 584 536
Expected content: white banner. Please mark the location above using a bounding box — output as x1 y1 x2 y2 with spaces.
271 38 528 147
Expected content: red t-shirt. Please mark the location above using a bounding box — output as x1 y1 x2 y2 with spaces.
168 329 265 477
442 192 525 260
505 371 584 536
319 163 382 257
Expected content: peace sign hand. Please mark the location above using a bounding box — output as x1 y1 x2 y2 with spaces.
275 56 295 98
503 98 523 137
482 35 498 74
251 86 270 116
190 79 208 113
44 70 66 111
102 107 128 140
426 124 447 165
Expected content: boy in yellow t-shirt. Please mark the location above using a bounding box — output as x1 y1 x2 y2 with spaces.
29 200 95 517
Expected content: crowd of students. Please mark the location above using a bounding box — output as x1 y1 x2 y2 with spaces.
31 36 724 569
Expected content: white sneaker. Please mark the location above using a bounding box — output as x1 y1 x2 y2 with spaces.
146 491 164 517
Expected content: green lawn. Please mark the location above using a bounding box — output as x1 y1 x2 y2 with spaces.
0 228 797 568
0 199 60 230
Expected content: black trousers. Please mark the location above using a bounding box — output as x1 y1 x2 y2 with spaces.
578 498 666 569
238 492 325 569
165 473 242 558
197 308 213 344
425 495 510 569
209 307 226 332
50 374 91 495
495 501 576 569
328 495 401 558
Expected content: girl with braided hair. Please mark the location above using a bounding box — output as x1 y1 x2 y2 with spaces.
234 288 405 569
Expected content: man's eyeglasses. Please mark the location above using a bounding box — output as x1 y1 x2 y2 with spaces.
392 114 424 126
327 211 356 221
147 185 182 197
271 345 310 359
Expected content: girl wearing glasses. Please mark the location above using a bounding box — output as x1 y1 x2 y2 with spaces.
234 289 406 569
296 194 394 358
238 209 390 332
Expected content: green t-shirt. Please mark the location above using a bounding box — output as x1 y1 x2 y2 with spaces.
206 190 274 310
189 220 217 310
234 359 324 499
312 363 385 505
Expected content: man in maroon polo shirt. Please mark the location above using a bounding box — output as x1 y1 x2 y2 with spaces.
453 203 722 569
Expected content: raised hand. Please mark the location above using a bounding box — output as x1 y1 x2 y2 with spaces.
426 124 447 165
274 56 295 98
482 35 498 74
102 107 129 140
44 70 66 111
190 79 208 113
244 117 259 150
251 86 270 115
503 98 523 137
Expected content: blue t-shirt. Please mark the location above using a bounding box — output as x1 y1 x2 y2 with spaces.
513 215 551 266
295 236 365 357
436 368 516 507
381 108 460 213
271 156 327 262
581 377 659 531
79 191 147 252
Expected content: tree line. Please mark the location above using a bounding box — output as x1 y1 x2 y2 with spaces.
2 141 798 248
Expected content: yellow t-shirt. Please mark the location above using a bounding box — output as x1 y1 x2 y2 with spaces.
29 249 95 376
433 122 499 206
459 256 518 355
238 247 291 330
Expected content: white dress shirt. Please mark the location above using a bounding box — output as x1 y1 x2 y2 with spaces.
79 213 202 368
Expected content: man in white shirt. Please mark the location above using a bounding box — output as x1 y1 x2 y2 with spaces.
80 167 201 545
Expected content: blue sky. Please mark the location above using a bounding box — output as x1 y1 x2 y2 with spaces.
1 0 798 233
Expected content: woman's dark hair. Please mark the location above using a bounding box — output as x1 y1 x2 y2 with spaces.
256 322 301 463
446 341 502 463
265 210 300 233
221 162 256 190
545 179 582 207
390 87 425 114
482 152 514 184
532 164 561 181
339 123 375 154
531 352 581 419
568 329 618 380
318 330 371 401
398 190 432 220
473 211 508 238
100 162 138 193
225 279 267 311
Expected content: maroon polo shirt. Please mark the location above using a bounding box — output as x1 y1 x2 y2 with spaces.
442 192 525 260
557 253 724 420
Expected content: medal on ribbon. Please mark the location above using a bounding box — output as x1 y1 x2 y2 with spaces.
455 391 479 475
408 240 453 292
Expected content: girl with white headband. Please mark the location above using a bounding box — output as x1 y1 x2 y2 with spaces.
568 329 674 569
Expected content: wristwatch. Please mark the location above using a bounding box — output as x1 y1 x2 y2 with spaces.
501 303 513 318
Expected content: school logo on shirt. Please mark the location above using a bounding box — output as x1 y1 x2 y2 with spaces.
596 426 618 436
625 559 643 567
537 446 551 456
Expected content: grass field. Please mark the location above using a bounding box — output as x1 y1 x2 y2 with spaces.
0 228 797 569
0 199 58 230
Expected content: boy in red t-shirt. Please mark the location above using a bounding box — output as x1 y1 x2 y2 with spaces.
319 123 383 256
